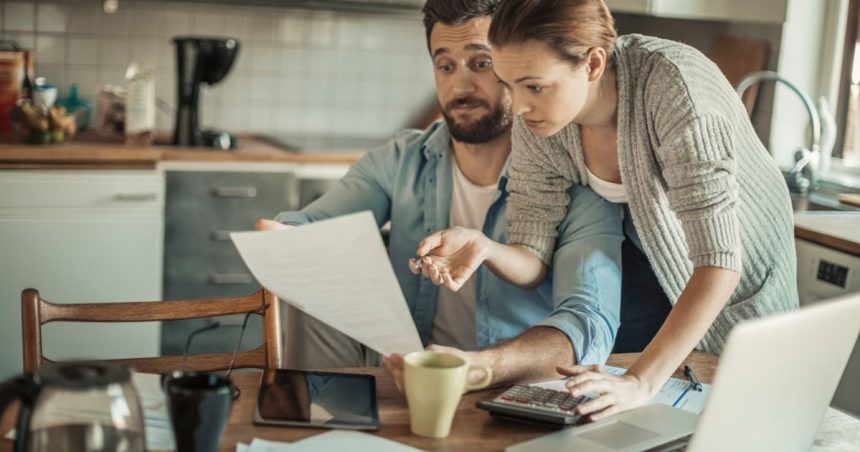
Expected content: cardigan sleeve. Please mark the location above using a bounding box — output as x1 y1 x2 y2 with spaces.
506 117 575 265
654 113 742 271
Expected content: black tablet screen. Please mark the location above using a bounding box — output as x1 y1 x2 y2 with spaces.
256 369 378 429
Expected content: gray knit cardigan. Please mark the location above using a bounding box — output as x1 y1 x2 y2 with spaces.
507 34 798 353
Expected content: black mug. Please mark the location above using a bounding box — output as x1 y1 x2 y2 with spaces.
164 372 232 452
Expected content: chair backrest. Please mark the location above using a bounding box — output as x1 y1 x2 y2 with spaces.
21 288 283 374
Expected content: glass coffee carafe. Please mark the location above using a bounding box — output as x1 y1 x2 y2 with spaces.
0 362 145 452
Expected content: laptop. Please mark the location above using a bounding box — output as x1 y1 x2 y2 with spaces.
508 292 860 452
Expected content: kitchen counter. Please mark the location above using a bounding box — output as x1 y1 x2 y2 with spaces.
795 212 860 258
0 134 365 170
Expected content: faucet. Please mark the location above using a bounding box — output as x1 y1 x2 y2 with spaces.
736 70 823 194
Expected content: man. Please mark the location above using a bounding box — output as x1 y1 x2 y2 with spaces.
260 0 622 389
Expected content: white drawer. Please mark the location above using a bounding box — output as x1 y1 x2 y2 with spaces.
0 170 164 209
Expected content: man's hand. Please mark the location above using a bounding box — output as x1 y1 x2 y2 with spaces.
383 345 484 393
409 227 491 291
382 353 406 392
255 219 290 231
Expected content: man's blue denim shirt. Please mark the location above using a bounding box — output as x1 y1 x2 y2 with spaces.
275 121 623 365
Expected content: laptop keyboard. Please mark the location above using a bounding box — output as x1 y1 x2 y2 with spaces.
646 434 693 452
495 384 588 414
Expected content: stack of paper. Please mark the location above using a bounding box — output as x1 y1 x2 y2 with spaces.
236 431 424 451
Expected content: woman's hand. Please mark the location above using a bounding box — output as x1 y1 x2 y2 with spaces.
255 219 291 231
558 364 655 421
408 227 491 291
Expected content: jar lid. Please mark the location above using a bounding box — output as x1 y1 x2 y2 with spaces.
37 362 131 390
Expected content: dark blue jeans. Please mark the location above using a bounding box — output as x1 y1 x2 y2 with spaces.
612 237 673 353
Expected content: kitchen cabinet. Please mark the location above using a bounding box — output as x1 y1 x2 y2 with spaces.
795 212 860 418
0 137 360 369
161 168 299 355
0 170 164 379
606 0 787 23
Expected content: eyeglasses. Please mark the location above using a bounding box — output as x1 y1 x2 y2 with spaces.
224 311 254 400
171 308 259 401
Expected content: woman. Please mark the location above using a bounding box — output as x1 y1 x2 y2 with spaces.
411 0 798 419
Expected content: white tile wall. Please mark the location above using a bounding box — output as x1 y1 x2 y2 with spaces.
35 34 65 64
68 35 98 66
99 4 127 35
99 39 128 66
277 13 305 46
4 2 34 32
66 2 100 34
128 4 160 37
2 30 33 48
0 0 435 139
36 3 67 33
190 10 222 35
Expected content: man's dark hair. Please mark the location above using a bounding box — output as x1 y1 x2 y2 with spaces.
422 0 499 52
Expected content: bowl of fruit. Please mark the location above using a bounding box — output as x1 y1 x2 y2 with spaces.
8 100 78 144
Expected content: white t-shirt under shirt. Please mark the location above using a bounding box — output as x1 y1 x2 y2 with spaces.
584 165 628 204
429 159 499 350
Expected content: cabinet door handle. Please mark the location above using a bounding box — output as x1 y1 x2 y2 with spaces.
208 273 254 285
114 193 158 202
212 186 258 198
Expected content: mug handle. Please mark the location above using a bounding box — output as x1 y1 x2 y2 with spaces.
464 365 493 392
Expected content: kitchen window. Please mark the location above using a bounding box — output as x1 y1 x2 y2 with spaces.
834 0 860 169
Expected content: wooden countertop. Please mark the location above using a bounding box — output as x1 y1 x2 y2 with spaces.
795 212 860 257
0 134 364 170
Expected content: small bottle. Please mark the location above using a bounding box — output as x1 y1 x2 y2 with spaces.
21 48 34 100
56 84 92 130
124 62 155 146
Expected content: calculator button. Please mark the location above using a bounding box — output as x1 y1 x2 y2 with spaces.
500 394 515 401
515 396 530 403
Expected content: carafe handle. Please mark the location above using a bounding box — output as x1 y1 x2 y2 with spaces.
0 375 40 452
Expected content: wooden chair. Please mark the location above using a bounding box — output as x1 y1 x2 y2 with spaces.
21 288 283 374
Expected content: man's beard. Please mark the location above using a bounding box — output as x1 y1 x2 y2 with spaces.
441 96 512 144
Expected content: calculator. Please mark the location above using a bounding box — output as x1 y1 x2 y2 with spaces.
476 384 590 426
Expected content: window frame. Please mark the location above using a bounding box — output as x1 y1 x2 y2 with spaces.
833 0 860 162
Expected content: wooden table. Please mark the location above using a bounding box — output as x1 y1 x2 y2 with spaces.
219 352 717 451
0 352 715 451
3 351 857 451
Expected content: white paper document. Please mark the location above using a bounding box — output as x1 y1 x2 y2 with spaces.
231 211 423 356
239 431 423 452
529 365 711 414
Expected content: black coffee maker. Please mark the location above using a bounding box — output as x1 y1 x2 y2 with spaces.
172 37 239 148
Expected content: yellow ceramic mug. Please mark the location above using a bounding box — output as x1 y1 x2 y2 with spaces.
403 351 493 438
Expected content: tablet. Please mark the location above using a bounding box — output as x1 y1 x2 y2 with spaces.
252 368 379 430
